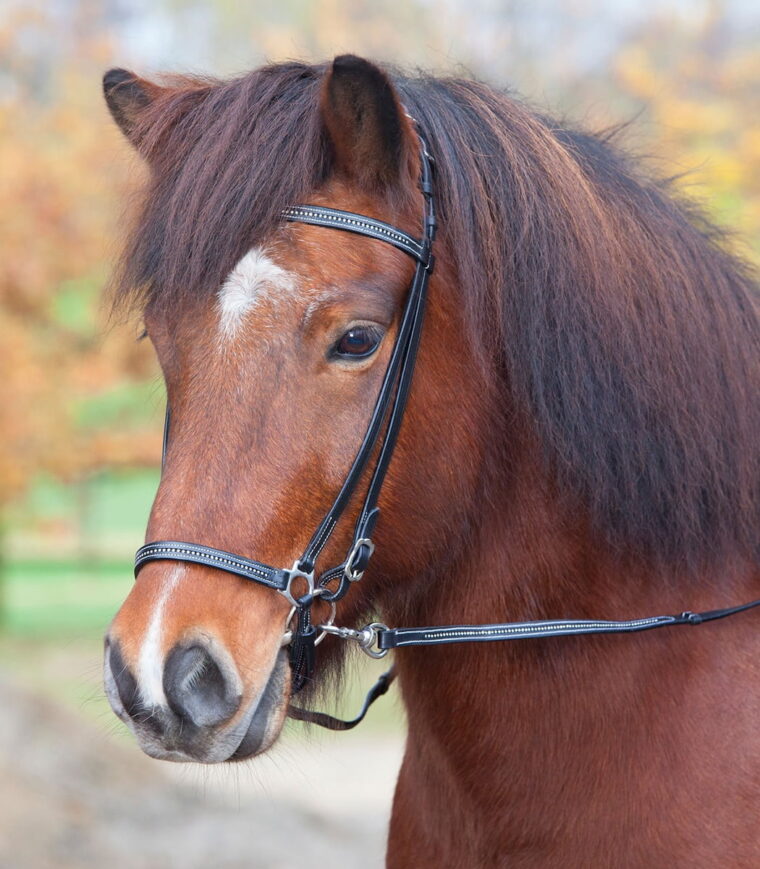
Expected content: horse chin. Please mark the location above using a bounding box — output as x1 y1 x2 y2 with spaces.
228 648 291 761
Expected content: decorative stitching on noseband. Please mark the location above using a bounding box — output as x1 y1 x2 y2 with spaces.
135 543 285 589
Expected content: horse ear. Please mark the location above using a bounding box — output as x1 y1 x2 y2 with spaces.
321 55 417 191
103 68 161 147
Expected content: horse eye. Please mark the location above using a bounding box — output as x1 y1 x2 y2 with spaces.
332 325 383 360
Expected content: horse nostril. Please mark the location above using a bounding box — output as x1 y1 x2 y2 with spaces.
163 644 241 728
106 639 142 721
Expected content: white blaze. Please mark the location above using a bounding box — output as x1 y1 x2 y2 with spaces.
217 247 296 337
137 565 185 708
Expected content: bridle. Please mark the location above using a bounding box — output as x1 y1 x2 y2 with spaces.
134 124 760 730
135 124 436 694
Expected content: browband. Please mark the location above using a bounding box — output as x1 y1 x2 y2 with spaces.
281 206 429 264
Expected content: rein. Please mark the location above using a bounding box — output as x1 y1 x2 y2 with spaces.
134 125 760 731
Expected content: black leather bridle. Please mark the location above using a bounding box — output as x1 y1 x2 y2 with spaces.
134 126 760 729
135 127 437 696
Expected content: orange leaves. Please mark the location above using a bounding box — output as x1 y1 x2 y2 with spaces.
0 15 157 509
613 15 760 263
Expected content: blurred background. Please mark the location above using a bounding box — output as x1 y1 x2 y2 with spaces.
1 1 758 866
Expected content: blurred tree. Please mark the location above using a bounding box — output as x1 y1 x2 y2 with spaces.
614 4 760 264
0 6 161 611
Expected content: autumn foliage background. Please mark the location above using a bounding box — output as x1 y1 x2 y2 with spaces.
0 2 757 864
0 1 758 626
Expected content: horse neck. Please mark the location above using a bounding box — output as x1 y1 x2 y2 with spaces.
385 430 760 849
387 424 758 635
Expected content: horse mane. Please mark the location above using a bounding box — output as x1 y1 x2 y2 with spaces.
112 61 760 571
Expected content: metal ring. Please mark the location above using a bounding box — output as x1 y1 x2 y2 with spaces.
280 596 336 647
280 605 297 646
358 622 389 659
315 601 337 646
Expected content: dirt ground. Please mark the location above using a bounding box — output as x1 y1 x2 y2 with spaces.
0 670 404 868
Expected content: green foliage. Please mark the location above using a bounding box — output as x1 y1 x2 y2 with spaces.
3 560 132 636
5 470 157 635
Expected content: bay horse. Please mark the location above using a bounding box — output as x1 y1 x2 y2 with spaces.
102 56 760 866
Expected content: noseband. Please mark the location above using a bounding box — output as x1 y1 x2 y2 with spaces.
134 126 760 729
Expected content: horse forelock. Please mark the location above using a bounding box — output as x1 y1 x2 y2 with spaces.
111 61 760 573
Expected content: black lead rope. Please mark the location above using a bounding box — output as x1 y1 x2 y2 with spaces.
289 667 397 731
376 598 760 649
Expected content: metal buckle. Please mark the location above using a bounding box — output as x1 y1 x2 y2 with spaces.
316 621 389 659
281 561 316 608
343 538 375 583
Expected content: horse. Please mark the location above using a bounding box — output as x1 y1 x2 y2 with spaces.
101 55 760 866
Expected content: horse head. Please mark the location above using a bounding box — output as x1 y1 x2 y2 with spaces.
102 56 484 762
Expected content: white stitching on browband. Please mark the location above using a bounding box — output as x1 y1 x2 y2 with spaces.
282 207 423 257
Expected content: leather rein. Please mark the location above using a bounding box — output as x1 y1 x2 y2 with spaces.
134 127 760 731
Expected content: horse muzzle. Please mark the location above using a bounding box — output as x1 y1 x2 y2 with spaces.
103 637 290 763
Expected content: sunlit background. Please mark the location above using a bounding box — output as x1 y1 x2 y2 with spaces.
1 1 758 866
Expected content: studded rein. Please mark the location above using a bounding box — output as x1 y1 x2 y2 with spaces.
134 128 760 729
